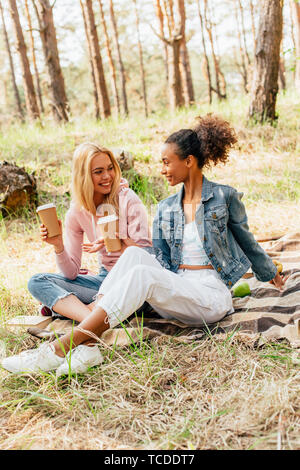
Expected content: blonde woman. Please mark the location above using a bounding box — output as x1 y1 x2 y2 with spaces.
27 142 152 324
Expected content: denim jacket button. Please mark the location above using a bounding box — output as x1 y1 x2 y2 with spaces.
209 253 213 258
217 267 222 272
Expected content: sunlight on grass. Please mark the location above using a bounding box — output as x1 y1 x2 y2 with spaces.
0 90 299 450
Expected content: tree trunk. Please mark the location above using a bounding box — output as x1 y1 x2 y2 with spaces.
0 0 23 118
234 0 248 92
154 0 184 109
289 0 296 50
83 0 111 119
8 0 39 120
153 0 169 85
238 0 251 66
177 0 194 106
279 57 286 90
162 0 174 35
0 79 8 109
249 0 283 123
34 0 69 122
278 40 286 90
168 36 184 109
197 0 212 104
109 0 129 116
79 0 100 119
249 0 257 53
290 0 300 88
203 0 226 100
24 0 44 114
133 0 148 117
98 0 120 115
0 161 37 215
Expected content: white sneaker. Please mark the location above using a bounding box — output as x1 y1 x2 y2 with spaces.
1 343 64 374
56 345 103 377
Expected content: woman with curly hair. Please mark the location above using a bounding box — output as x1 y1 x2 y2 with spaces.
2 115 287 375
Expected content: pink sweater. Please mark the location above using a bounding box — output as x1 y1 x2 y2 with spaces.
56 179 152 279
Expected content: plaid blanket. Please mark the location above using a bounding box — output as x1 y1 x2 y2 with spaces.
29 232 300 348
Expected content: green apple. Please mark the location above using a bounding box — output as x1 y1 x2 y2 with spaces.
233 282 251 298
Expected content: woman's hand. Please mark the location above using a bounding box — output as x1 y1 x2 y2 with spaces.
40 221 64 254
116 232 139 253
82 233 138 254
269 272 289 291
82 238 105 253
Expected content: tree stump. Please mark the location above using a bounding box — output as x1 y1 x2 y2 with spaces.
112 148 134 171
0 161 37 215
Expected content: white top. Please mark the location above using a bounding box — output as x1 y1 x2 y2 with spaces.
36 203 56 212
181 220 211 266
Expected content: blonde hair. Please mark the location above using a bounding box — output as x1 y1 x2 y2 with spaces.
71 142 121 215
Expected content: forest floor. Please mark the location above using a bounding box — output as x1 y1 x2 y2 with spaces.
0 90 299 450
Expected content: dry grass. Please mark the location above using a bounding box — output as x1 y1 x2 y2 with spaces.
0 208 299 450
0 90 300 450
0 332 299 450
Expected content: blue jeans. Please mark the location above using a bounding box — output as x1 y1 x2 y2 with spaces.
28 267 108 318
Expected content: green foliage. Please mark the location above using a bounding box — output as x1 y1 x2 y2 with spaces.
123 167 168 207
0 87 299 222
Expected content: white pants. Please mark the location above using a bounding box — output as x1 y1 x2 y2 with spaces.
97 246 233 328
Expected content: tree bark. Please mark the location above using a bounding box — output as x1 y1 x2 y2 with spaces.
83 0 111 119
197 0 212 104
24 0 44 113
162 0 174 35
290 0 300 88
0 161 37 215
34 0 69 122
133 0 148 117
0 0 23 118
279 40 286 90
249 0 257 53
177 0 194 106
8 0 39 120
249 0 283 123
234 0 248 92
153 0 169 85
79 0 100 119
109 0 129 116
279 57 286 90
0 79 8 109
168 36 184 109
237 0 251 66
98 0 120 115
154 0 184 109
203 0 226 100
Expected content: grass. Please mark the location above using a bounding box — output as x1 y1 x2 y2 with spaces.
0 330 299 450
0 89 300 449
0 88 299 234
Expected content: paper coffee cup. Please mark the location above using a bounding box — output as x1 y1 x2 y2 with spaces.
36 203 61 238
97 214 122 252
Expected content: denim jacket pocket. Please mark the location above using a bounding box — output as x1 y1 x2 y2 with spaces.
205 206 228 232
205 207 228 246
205 205 234 274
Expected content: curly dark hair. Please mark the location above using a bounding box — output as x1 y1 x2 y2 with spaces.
165 114 237 169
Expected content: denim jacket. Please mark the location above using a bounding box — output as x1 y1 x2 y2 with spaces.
152 176 277 289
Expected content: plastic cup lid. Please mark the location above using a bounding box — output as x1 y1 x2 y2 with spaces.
36 203 56 212
97 214 118 224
